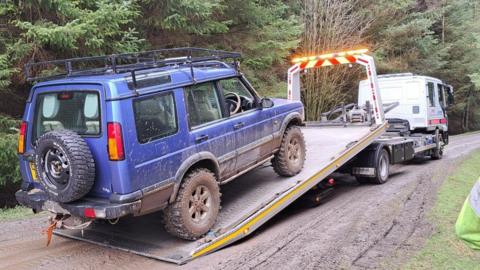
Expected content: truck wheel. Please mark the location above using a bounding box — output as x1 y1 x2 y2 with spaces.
431 130 443 160
443 131 449 145
371 149 390 184
34 130 95 203
272 126 306 177
163 168 221 240
356 149 390 184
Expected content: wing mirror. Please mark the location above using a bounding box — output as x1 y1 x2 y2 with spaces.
260 98 274 108
446 87 454 107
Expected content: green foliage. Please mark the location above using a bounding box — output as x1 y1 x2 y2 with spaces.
163 0 230 35
141 0 230 35
0 205 34 221
224 1 301 94
0 54 15 89
0 115 20 133
376 0 480 133
0 133 21 189
139 0 300 95
0 0 299 101
0 0 144 91
0 115 21 201
14 0 144 53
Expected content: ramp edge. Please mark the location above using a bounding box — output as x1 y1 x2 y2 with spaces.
53 230 189 265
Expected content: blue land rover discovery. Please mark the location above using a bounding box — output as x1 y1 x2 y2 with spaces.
15 48 306 240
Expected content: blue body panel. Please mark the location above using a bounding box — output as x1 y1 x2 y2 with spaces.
19 64 304 203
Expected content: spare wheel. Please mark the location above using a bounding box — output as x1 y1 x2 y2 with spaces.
34 130 95 203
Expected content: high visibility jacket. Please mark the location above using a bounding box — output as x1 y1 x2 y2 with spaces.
455 179 480 249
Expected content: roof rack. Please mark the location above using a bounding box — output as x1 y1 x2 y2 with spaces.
24 47 242 87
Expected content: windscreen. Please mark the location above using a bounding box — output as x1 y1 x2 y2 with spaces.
33 91 101 141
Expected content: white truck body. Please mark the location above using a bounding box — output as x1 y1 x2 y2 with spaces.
358 73 452 132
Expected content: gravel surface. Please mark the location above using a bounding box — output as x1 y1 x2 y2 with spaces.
1 132 480 270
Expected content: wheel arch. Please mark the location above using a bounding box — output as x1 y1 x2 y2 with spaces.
274 111 304 143
169 152 220 203
357 142 391 167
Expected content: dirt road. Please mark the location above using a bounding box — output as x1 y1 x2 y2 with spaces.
2 132 480 270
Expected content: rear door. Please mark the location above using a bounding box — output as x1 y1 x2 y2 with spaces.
126 89 193 192
29 84 110 198
184 82 237 179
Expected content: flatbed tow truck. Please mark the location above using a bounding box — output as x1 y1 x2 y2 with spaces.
53 49 446 264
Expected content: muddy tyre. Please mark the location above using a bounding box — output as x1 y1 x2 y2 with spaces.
34 130 95 203
163 168 221 240
272 126 306 177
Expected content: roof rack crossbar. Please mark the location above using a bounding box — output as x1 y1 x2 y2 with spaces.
25 47 242 83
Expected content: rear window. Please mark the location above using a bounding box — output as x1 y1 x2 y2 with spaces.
33 91 101 141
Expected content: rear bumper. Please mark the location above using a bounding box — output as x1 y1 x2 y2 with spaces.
15 189 142 219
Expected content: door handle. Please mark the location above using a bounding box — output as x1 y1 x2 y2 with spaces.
234 122 245 130
195 135 209 143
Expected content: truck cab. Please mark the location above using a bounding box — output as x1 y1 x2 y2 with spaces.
358 73 454 137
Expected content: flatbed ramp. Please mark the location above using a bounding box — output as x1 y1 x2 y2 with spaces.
55 123 387 264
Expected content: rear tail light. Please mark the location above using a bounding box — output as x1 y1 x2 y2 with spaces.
107 122 125 161
84 208 96 218
83 207 106 219
18 121 27 154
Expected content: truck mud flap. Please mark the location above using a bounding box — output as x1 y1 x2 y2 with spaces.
55 123 388 264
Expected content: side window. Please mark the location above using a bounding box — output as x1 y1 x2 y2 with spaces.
219 77 256 114
427 82 435 107
185 82 223 128
133 92 177 144
437 84 445 108
219 78 254 100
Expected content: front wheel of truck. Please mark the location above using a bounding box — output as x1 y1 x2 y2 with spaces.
431 129 444 160
272 126 306 177
163 168 221 240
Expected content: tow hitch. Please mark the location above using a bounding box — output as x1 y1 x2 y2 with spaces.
43 214 93 246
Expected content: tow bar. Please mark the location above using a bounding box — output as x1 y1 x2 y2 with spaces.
43 214 93 246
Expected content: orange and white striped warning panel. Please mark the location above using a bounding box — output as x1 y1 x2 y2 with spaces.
291 48 369 70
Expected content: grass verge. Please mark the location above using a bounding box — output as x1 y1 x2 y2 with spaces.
404 150 480 269
0 205 34 222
